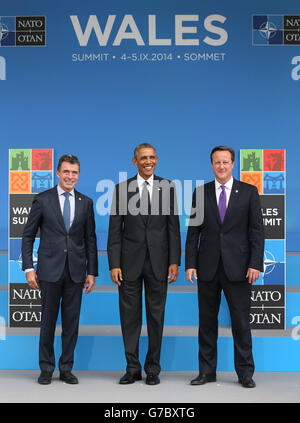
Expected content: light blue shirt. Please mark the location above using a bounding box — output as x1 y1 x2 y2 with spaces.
57 184 75 227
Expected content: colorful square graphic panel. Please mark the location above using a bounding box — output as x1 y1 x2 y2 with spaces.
8 149 53 327
240 149 286 329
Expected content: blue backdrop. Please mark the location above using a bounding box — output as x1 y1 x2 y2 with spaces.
0 0 299 250
0 0 299 371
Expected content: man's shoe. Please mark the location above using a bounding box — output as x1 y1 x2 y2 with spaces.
59 371 79 384
238 375 256 388
146 374 160 385
38 371 52 385
190 373 216 386
119 373 142 385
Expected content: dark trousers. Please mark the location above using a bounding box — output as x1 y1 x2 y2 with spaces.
197 258 254 378
39 262 83 373
118 252 168 376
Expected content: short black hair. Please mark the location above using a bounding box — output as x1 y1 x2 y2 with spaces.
210 146 235 163
134 143 157 158
57 154 80 171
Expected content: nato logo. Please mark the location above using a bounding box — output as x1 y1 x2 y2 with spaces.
0 17 15 46
253 15 300 45
0 16 46 47
262 240 285 285
9 238 39 267
9 238 39 283
252 15 283 45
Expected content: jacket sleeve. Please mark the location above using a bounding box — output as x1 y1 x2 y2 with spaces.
185 187 202 270
21 196 42 270
107 185 123 269
248 186 265 272
167 183 181 266
84 198 99 276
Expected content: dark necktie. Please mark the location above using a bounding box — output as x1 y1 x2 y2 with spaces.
140 181 151 218
63 192 71 231
218 185 226 223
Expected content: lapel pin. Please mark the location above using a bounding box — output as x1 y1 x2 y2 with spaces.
235 190 238 193
79 197 82 200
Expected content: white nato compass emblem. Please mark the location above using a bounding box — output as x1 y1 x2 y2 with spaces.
259 21 277 40
0 19 9 42
263 250 276 276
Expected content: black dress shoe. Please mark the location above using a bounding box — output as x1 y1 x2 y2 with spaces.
119 373 142 385
146 374 160 385
38 371 52 385
238 375 256 388
190 373 216 385
59 371 79 384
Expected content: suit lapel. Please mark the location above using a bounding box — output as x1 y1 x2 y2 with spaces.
70 190 84 231
126 176 146 224
149 175 162 221
127 176 139 201
206 181 221 225
49 186 67 233
129 174 159 225
207 179 241 225
223 179 240 224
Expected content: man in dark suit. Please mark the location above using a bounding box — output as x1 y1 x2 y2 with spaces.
185 146 264 388
22 154 98 385
107 143 181 385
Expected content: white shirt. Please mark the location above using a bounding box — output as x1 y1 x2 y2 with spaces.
57 184 75 227
215 177 233 207
137 173 153 201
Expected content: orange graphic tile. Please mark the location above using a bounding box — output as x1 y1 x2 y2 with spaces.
9 171 31 193
241 172 263 194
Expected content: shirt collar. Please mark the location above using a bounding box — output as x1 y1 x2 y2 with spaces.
137 173 154 188
215 177 233 190
57 185 75 196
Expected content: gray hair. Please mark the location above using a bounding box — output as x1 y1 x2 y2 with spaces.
57 154 80 171
133 143 157 158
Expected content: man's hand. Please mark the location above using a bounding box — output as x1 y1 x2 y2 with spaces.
26 270 39 290
186 268 197 284
110 268 123 286
168 264 178 284
246 268 260 284
84 274 95 293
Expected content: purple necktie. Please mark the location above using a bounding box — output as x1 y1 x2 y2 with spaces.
218 185 226 223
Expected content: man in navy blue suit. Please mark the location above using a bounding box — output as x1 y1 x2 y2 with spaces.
22 154 98 385
185 146 264 388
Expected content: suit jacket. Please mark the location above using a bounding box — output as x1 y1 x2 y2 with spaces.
107 175 181 281
185 179 264 281
22 186 98 283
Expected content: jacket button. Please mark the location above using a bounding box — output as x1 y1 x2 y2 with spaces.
64 249 67 252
